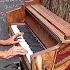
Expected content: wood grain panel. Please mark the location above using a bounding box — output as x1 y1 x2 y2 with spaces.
6 7 25 25
31 4 70 40
25 11 57 48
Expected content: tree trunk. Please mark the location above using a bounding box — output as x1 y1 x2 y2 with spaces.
42 0 70 23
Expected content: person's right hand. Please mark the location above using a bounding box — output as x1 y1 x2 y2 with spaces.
4 46 27 59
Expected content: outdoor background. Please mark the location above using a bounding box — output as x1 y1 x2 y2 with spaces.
0 0 24 70
42 0 70 23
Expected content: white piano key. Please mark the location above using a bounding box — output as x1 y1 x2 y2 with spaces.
19 41 33 62
11 25 33 63
11 25 20 34
18 38 25 42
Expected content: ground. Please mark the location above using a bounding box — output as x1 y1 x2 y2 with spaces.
0 0 23 70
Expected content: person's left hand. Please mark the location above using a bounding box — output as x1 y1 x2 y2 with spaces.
3 46 27 59
6 33 23 45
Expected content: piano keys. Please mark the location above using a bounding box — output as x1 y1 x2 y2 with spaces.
17 25 44 53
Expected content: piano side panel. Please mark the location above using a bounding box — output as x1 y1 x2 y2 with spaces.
6 0 42 25
54 44 70 70
56 44 70 63
25 11 58 48
54 60 70 70
6 7 25 25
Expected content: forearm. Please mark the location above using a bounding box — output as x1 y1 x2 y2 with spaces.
0 33 21 45
0 51 7 59
0 40 8 45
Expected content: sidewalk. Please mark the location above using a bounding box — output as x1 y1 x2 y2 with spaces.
0 0 24 70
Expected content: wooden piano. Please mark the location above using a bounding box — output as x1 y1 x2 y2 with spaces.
6 0 70 70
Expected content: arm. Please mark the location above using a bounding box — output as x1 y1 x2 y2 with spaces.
0 46 27 59
0 51 7 59
0 33 27 59
0 33 22 45
0 40 12 45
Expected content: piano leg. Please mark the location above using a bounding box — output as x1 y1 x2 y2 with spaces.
32 55 42 70
36 55 42 70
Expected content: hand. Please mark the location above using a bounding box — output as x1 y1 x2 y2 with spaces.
62 40 70 43
6 33 23 45
4 46 27 59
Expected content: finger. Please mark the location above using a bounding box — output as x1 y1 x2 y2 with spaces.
13 49 27 56
12 33 23 39
17 51 27 55
16 50 27 53
7 50 27 59
14 48 24 51
62 40 70 43
12 41 19 44
13 46 27 52
17 33 24 39
15 47 27 53
12 34 20 39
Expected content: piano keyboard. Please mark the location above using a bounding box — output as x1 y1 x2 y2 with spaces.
11 24 44 63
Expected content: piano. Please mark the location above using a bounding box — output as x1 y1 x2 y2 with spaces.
6 0 70 70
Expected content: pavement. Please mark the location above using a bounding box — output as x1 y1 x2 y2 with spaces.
0 0 24 70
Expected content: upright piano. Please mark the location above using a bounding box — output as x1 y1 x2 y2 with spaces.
6 0 70 70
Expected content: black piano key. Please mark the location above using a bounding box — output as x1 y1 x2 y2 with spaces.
17 25 44 53
17 25 30 33
30 45 44 53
